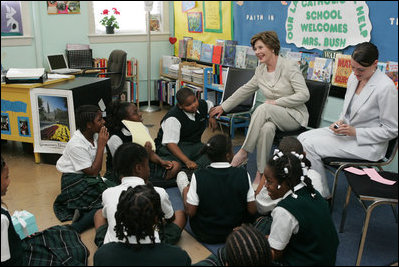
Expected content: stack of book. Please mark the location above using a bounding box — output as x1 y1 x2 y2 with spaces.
192 68 204 84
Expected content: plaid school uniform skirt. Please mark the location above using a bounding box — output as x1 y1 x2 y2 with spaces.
22 225 89 266
53 173 116 222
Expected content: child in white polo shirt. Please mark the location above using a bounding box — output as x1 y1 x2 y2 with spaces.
53 105 115 233
93 142 186 247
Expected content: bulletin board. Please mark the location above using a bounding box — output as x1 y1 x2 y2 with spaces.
233 1 398 62
173 1 233 56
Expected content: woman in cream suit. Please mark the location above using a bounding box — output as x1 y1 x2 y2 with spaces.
210 31 309 184
298 42 398 198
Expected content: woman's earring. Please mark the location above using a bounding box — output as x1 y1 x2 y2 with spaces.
277 185 281 190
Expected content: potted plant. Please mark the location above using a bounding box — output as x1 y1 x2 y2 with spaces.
100 8 120 34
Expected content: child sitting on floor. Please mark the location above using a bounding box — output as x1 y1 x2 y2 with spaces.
105 100 181 187
178 134 257 244
1 156 89 266
256 151 338 265
154 87 218 171
255 136 329 214
93 142 186 247
53 105 115 233
93 184 191 266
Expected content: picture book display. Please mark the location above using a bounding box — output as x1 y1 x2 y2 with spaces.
310 57 333 83
200 43 213 63
299 52 317 80
245 48 258 69
386 61 398 89
331 54 352 87
190 40 203 61
223 40 238 67
186 39 194 59
212 45 223 64
235 45 248 69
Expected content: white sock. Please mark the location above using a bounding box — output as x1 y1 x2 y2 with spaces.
176 171 190 195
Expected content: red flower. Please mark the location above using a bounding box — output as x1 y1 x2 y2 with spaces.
102 9 109 15
115 10 120 15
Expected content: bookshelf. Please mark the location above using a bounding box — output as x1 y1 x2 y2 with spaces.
126 58 139 107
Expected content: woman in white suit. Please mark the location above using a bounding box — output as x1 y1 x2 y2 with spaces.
298 42 398 198
210 31 309 184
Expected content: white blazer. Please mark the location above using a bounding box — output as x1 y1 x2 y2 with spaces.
341 69 398 159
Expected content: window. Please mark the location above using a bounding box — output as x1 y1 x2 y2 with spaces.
91 1 164 34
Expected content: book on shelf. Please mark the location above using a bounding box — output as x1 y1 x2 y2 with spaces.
200 43 213 63
386 61 398 89
186 39 194 59
223 40 238 67
162 55 180 74
286 51 302 64
331 54 352 87
215 39 226 64
190 40 202 61
309 57 333 83
178 40 186 58
235 45 249 69
279 47 291 58
299 52 318 80
245 48 258 69
212 45 223 64
126 57 138 77
377 62 387 73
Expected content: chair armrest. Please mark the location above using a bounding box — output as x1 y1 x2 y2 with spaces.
95 71 121 77
82 67 106 75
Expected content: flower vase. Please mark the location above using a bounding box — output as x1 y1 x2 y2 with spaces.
106 26 115 34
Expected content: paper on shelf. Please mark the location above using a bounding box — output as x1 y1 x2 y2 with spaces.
122 120 156 151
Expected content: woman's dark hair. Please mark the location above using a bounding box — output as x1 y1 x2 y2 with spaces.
75 105 101 131
278 136 311 168
106 100 131 134
225 224 272 266
114 184 165 247
113 142 149 180
200 134 232 162
352 42 379 67
176 87 195 105
250 31 280 56
267 153 317 198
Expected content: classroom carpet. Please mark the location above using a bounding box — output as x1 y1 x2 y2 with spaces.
165 146 398 266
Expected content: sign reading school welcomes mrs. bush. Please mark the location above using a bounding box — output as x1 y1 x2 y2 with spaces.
286 1 372 51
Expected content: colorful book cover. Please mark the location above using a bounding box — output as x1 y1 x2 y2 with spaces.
323 49 343 59
222 40 237 67
212 45 223 64
245 48 258 69
178 40 186 58
377 62 387 73
310 57 333 83
279 47 291 58
186 39 194 59
190 40 202 60
235 45 248 69
386 61 398 89
331 54 352 87
299 52 317 79
200 43 213 63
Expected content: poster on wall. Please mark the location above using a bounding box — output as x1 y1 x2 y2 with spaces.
1 1 23 36
17 116 31 137
203 1 222 33
285 2 372 51
1 113 11 135
188 12 203 33
182 1 196 13
30 88 76 154
47 1 80 15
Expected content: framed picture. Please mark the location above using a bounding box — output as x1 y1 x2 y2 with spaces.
30 88 76 154
47 1 80 15
1 112 11 135
187 12 203 33
17 116 31 137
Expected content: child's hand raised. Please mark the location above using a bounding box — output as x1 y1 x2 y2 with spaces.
185 160 198 170
208 117 218 132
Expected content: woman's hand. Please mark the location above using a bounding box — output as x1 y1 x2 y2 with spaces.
97 126 109 148
329 121 356 136
209 106 224 119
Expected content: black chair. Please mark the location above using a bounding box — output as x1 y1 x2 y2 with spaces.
323 137 398 211
340 170 398 266
82 49 127 98
216 67 256 139
273 79 331 145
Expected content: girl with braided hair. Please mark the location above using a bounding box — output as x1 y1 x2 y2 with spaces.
54 105 116 233
257 151 338 265
178 134 256 244
93 142 186 247
255 136 329 214
104 100 181 187
94 184 191 266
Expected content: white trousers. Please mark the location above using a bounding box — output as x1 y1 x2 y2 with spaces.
242 103 301 173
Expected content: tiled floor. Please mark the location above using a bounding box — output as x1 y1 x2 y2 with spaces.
1 105 247 265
